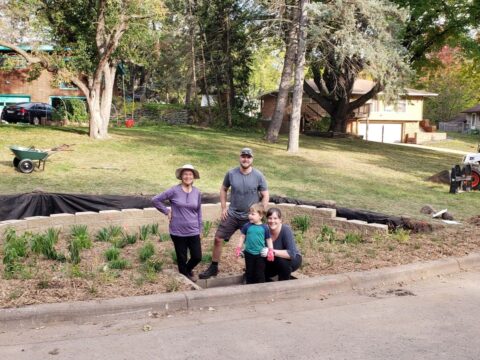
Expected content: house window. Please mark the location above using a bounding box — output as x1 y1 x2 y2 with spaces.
472 113 477 128
59 82 79 90
384 99 406 112
371 99 380 112
0 54 28 70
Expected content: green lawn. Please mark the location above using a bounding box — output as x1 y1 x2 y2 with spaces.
1 124 478 220
423 132 480 153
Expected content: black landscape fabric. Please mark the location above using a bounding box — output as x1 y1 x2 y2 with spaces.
0 192 403 229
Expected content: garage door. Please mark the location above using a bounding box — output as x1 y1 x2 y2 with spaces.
358 123 402 143
0 95 31 113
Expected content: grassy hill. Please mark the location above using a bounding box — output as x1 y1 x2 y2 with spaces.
1 124 478 220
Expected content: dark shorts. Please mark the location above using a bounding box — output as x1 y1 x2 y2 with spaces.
215 214 248 242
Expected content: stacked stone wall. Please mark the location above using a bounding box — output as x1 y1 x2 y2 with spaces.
0 203 388 243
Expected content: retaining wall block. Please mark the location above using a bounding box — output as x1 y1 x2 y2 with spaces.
50 213 76 227
24 216 53 229
364 223 389 235
74 212 101 224
202 203 221 222
121 209 144 219
143 208 165 223
98 210 123 222
315 208 336 218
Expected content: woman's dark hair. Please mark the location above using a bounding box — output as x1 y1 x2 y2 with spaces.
266 207 282 219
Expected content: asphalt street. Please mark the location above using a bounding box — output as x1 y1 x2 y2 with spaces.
1 269 480 360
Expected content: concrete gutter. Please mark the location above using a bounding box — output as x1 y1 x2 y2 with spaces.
1 253 480 330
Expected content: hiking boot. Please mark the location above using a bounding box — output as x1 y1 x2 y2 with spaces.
199 264 218 279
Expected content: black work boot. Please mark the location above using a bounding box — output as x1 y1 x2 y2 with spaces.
199 263 218 279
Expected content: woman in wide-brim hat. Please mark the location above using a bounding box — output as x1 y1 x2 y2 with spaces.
152 164 202 281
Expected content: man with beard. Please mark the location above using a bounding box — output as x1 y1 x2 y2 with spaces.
199 147 269 279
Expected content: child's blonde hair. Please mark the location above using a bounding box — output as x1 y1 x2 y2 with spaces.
249 203 266 217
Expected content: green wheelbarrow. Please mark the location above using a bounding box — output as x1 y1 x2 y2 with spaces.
9 144 72 174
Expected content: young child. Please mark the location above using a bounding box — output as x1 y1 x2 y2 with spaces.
235 203 274 284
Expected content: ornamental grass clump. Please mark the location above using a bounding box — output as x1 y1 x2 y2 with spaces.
139 225 150 241
202 220 213 238
139 242 155 262
30 228 62 261
108 258 130 270
2 229 29 277
70 225 92 249
291 215 311 235
95 227 111 242
68 225 92 264
104 247 120 262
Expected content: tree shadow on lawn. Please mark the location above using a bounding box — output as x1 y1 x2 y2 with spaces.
299 136 459 177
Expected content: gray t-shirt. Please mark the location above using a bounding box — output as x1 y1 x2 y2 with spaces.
223 167 268 220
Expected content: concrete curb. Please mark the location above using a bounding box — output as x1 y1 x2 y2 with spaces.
1 253 479 329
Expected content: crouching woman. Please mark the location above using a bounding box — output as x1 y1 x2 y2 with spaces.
265 207 302 281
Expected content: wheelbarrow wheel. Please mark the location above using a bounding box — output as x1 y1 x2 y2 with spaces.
13 157 20 168
18 159 34 174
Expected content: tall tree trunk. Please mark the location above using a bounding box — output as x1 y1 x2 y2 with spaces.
287 0 308 153
200 42 213 123
266 4 298 143
225 13 233 126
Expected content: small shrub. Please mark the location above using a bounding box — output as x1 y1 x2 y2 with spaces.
203 221 213 238
139 242 155 262
95 228 111 242
146 257 164 272
109 258 130 270
104 247 120 261
291 215 311 234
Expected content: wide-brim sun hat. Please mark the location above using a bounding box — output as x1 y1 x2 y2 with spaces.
175 164 200 180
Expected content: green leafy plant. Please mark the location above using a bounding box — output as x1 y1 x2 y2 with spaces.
203 220 213 238
3 229 29 277
70 225 92 249
318 225 337 243
108 225 123 238
392 228 410 244
344 232 363 245
67 226 92 264
159 233 170 242
104 247 120 262
149 223 159 236
112 237 128 249
291 215 311 234
108 258 130 270
138 242 155 262
123 232 137 245
95 227 111 242
30 228 60 260
201 252 212 264
139 225 151 241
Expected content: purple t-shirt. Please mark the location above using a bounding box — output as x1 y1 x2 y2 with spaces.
152 185 202 237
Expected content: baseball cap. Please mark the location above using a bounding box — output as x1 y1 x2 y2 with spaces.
240 147 253 157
